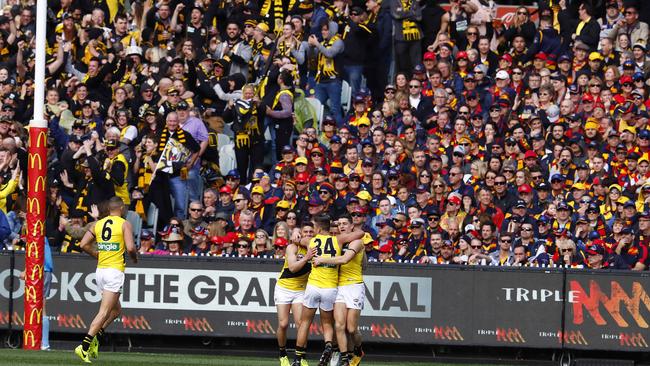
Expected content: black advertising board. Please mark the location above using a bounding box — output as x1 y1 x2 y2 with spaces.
470 268 564 348
0 253 647 352
563 270 650 352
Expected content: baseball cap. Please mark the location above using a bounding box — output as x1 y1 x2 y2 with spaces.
276 200 290 209
226 169 240 178
589 52 604 61
274 237 289 247
586 244 604 256
456 51 469 60
524 150 537 160
356 190 372 201
412 64 425 74
410 218 425 227
219 185 232 194
281 145 294 154
423 52 436 61
518 184 533 194
551 173 565 182
141 230 153 240
308 195 325 206
295 156 308 165
495 70 510 80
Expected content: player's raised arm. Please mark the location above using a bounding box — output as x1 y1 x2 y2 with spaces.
335 229 365 245
80 222 98 259
287 244 316 272
122 220 138 264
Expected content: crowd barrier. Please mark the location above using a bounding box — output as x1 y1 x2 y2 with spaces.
0 253 648 352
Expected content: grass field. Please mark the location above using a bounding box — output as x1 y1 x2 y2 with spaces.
0 349 503 366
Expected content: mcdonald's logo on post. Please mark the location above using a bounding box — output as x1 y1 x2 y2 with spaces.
29 264 42 281
26 240 39 258
31 220 44 237
23 330 36 348
33 176 46 193
28 153 42 170
24 284 37 303
28 308 42 325
27 198 40 215
34 130 47 148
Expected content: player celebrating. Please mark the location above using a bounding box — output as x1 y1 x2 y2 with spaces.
276 222 316 366
292 214 364 366
314 215 366 366
75 197 138 363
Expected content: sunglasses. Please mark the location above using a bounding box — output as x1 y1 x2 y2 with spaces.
311 152 323 157
274 245 286 249
351 213 364 218
319 190 330 195
385 90 395 94
495 181 506 186
589 84 602 88
561 248 573 253
234 199 244 203
287 216 297 220
235 244 249 249
512 71 522 75
623 83 633 87
500 239 512 243
409 85 421 88
521 227 533 231
471 245 482 249
467 32 478 36
517 11 528 15
189 208 202 212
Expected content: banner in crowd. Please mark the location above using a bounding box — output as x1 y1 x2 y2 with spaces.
0 254 647 351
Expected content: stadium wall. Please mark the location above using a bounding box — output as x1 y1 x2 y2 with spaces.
0 253 648 352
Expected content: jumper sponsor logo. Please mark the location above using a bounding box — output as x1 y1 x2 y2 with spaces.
370 323 401 339
570 280 650 328
57 314 86 329
245 319 273 334
98 242 120 251
502 287 579 303
558 330 588 345
433 326 464 341
495 328 525 343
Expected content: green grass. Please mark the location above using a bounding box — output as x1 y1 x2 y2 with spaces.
0 349 501 366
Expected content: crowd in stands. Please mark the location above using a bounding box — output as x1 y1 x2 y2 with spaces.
0 0 649 270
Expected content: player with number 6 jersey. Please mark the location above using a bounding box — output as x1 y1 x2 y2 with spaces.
75 197 138 364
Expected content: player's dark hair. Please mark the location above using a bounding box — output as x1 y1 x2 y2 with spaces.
313 214 331 230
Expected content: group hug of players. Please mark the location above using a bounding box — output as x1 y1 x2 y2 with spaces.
275 213 367 366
